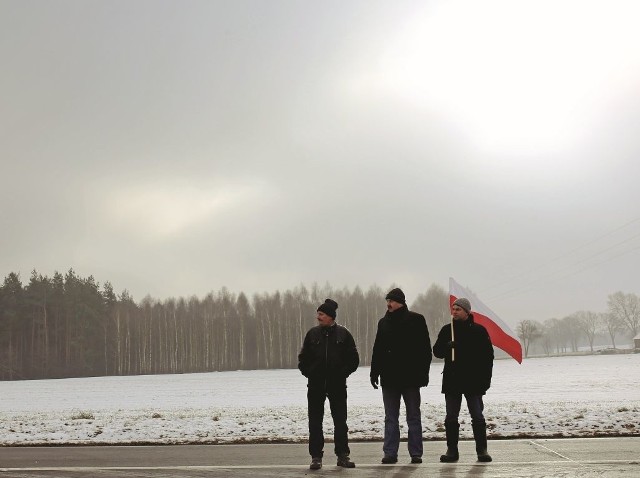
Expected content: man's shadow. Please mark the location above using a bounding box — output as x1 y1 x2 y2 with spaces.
436 463 488 478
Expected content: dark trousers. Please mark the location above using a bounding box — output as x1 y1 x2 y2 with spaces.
307 386 349 458
444 393 485 426
382 386 423 458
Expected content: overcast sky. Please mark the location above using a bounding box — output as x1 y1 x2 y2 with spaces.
2 0 640 327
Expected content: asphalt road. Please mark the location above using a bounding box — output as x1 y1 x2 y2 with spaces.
0 437 638 477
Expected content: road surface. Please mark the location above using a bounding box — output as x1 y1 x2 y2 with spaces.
0 437 638 477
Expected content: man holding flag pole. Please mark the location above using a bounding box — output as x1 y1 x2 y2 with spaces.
433 278 522 463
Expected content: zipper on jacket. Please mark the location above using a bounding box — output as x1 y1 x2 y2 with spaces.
324 328 329 395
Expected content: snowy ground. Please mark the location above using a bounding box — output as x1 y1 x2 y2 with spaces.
0 354 638 445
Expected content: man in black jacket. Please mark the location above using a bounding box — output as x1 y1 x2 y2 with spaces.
370 288 432 464
433 297 494 463
298 299 359 470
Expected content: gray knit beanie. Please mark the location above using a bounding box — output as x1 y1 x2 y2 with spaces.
452 297 471 313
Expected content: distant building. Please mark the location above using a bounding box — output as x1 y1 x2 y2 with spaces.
635 334 640 349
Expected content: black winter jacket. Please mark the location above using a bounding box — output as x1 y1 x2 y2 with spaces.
433 314 494 395
370 305 432 388
298 324 359 390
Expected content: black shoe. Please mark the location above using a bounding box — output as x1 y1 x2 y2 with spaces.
337 455 355 468
381 455 398 464
410 456 422 464
310 457 322 470
477 450 492 462
440 448 459 463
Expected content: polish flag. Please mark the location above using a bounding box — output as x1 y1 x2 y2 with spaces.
449 277 523 363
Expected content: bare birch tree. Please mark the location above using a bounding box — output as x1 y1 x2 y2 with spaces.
607 291 640 338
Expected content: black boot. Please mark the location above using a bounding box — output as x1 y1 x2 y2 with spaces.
337 455 355 468
309 456 322 470
440 422 459 463
472 421 492 462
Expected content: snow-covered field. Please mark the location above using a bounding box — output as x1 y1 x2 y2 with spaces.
0 354 638 445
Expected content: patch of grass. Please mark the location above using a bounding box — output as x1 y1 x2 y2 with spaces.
71 411 95 420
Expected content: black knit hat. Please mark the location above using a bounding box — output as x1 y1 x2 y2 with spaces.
317 298 338 319
385 288 406 304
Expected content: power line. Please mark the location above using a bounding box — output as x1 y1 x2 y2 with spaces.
485 217 640 300
487 237 640 303
479 216 640 296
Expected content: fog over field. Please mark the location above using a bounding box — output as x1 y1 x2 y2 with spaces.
3 1 640 322
0 354 637 445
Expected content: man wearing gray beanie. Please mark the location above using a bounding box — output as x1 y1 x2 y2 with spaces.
433 296 494 463
370 288 432 464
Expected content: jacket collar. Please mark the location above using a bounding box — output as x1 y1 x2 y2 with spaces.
453 313 475 328
385 304 408 318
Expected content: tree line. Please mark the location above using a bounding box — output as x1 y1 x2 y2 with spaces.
2 269 636 380
516 291 640 358
0 270 453 381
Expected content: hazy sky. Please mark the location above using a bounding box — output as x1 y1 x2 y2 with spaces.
2 0 640 327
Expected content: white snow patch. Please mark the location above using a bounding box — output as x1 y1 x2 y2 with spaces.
1 354 638 445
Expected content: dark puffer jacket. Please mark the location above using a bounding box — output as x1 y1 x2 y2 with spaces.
433 314 494 395
298 324 359 389
370 305 432 388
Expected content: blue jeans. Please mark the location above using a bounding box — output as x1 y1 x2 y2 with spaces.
445 393 485 426
382 386 423 457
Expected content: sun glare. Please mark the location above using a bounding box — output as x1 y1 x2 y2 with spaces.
352 0 640 160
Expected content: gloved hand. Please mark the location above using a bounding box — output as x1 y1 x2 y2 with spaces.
370 376 379 389
447 340 456 349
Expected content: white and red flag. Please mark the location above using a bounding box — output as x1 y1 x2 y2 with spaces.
449 277 523 363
